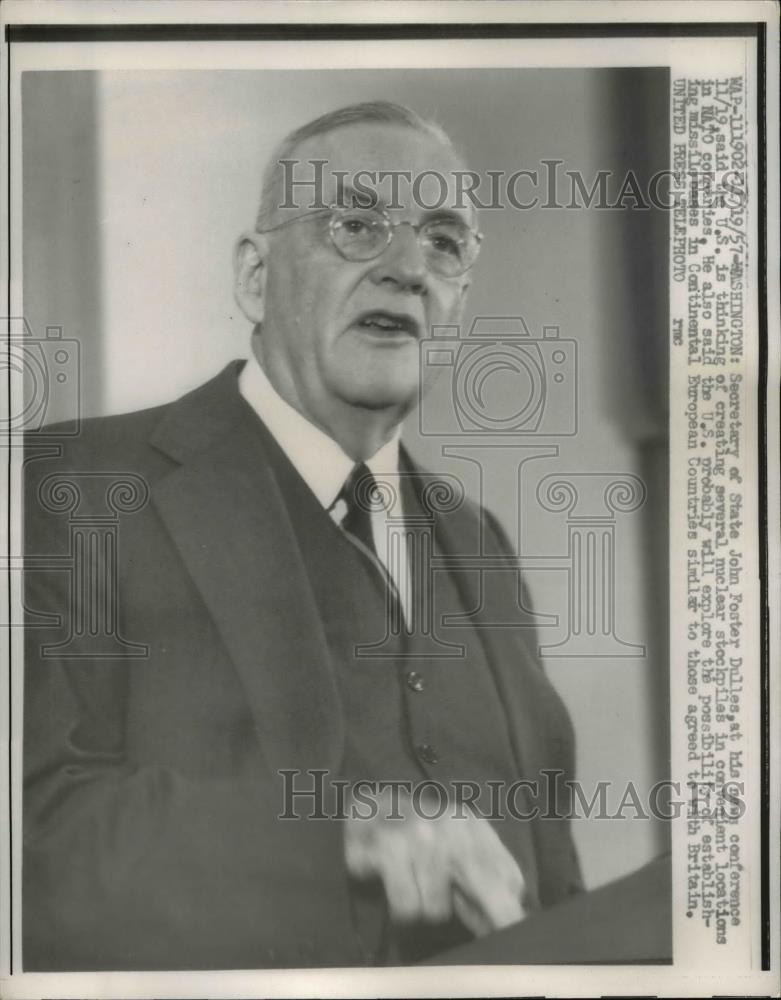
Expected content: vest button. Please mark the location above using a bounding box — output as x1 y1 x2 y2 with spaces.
417 742 439 765
406 671 425 692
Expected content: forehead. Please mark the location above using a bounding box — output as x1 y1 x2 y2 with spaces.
291 121 469 210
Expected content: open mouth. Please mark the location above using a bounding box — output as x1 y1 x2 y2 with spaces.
353 310 420 339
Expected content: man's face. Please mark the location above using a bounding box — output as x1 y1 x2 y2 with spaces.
256 122 472 422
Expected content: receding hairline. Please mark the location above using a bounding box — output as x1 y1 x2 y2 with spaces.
255 101 466 230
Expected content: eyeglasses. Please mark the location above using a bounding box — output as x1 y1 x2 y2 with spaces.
257 204 483 278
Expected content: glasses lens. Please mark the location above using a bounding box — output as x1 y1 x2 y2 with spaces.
420 218 479 276
330 208 389 260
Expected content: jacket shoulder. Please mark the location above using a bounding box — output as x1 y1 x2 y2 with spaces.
28 402 167 458
23 360 245 472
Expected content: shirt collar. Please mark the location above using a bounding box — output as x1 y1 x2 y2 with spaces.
239 353 401 510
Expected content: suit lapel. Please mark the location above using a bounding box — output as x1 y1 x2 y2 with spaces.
147 367 554 791
149 364 344 778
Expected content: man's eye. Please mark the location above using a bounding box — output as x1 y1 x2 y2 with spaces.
429 232 462 257
342 217 373 235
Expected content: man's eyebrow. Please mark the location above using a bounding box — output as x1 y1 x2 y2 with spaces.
422 207 472 224
335 182 386 209
336 183 475 226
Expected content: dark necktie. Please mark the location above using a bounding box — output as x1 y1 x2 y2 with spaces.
337 462 380 557
334 463 406 628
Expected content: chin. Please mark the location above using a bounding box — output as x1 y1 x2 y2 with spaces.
331 359 419 412
337 375 418 413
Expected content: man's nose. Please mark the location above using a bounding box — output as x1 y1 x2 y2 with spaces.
368 223 428 295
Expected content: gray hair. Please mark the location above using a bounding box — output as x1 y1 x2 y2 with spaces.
255 100 458 230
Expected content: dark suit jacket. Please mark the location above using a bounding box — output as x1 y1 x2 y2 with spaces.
23 361 582 971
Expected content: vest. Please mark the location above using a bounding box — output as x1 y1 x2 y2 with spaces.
260 426 540 962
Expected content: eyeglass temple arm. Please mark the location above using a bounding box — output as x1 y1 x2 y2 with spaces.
255 207 334 235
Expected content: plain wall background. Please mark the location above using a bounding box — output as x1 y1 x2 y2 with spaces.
22 68 669 891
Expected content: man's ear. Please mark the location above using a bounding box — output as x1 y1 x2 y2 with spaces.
233 231 269 324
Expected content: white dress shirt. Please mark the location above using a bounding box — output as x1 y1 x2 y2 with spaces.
239 354 412 622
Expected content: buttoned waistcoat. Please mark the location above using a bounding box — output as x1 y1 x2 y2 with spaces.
23 361 582 971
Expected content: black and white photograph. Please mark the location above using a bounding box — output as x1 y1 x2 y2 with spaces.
2 3 778 998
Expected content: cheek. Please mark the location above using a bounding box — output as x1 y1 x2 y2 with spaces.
428 284 467 326
291 250 355 312
269 256 336 338
270 232 334 310
304 269 369 345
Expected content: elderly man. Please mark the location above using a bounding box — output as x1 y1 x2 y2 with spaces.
23 101 581 971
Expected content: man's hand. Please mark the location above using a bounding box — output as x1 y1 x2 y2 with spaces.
343 788 525 937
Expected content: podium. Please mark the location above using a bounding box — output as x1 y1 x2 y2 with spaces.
424 854 672 965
